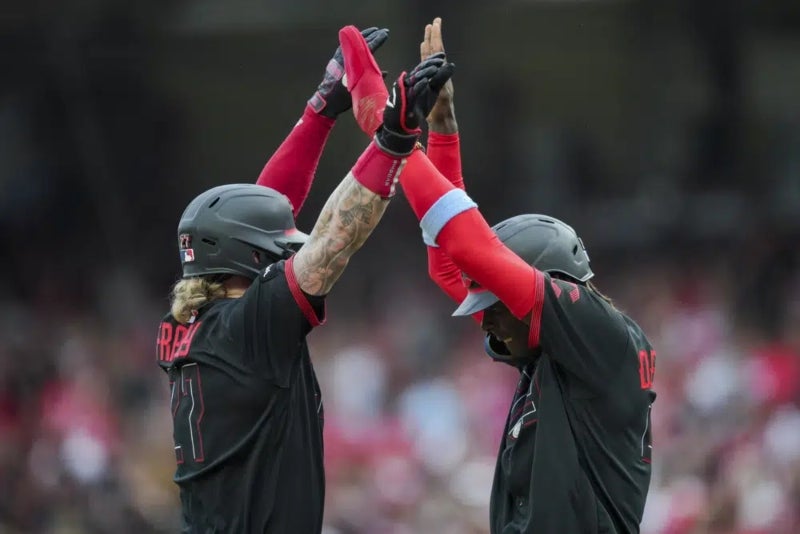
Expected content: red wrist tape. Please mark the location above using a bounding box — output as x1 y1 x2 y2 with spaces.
351 142 406 198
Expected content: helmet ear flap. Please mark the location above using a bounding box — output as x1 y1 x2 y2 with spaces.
484 333 513 363
484 334 539 368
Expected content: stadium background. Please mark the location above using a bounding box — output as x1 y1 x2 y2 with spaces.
1 0 799 532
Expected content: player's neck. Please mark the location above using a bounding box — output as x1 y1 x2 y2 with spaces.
223 276 251 299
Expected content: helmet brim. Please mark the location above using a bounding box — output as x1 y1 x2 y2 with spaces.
452 288 500 317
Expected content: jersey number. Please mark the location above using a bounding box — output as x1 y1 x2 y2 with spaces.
170 363 205 464
638 349 656 389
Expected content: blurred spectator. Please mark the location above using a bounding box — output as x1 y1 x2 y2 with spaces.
0 242 797 533
2 1 799 532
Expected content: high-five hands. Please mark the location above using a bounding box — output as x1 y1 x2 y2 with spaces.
420 17 457 133
376 53 455 156
308 27 389 119
338 26 390 135
339 24 455 152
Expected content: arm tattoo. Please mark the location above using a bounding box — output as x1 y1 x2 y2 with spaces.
292 172 390 295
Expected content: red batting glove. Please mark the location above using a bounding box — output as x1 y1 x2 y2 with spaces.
339 25 388 136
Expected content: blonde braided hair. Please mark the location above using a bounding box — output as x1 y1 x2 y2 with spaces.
170 277 227 324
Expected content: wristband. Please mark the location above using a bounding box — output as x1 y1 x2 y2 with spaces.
374 127 419 157
351 142 406 198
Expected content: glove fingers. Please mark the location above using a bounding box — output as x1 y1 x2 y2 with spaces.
365 28 390 52
407 64 441 86
428 62 455 93
411 77 430 98
409 58 445 81
417 52 446 68
339 26 376 87
312 26 389 119
415 57 446 72
340 26 389 136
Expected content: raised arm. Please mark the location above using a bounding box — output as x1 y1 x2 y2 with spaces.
290 165 390 295
400 151 539 322
417 18 476 317
292 28 455 296
422 19 458 138
255 27 389 217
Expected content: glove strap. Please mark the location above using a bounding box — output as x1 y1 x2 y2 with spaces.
374 126 419 157
352 142 407 198
308 93 327 114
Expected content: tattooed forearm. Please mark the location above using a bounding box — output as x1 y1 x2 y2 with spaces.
292 173 390 295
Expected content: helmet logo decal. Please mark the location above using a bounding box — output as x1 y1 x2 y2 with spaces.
179 233 192 250
182 249 195 262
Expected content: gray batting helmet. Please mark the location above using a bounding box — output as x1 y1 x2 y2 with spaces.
452 214 593 316
176 184 307 279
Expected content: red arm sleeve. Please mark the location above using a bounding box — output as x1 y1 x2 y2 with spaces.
255 105 335 217
401 151 542 322
426 132 464 189
424 133 482 321
425 134 465 291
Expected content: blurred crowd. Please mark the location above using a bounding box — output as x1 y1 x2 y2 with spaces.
1 237 798 534
3 2 800 533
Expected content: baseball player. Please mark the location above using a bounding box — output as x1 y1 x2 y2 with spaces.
350 19 656 534
156 26 454 533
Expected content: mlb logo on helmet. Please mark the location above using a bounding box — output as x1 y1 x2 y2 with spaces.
179 233 194 262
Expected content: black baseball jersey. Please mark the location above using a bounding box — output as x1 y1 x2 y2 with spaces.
490 273 656 534
156 258 326 533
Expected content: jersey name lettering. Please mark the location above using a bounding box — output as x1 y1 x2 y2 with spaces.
158 321 203 363
638 349 656 389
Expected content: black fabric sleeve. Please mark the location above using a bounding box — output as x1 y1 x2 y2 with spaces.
531 274 629 392
230 257 326 386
